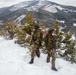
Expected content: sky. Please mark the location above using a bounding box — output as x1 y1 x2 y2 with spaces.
0 0 76 8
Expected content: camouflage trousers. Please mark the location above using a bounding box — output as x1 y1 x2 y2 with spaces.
47 50 56 68
31 44 40 59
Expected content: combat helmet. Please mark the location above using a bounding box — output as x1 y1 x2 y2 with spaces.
34 24 39 30
48 28 54 32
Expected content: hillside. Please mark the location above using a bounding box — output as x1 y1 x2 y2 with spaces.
0 0 76 36
0 0 76 25
0 36 76 75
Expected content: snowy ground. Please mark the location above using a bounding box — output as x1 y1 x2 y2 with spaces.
0 36 76 75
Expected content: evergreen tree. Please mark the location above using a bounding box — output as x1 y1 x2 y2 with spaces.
15 25 27 44
62 32 72 45
69 40 76 63
23 12 34 35
15 12 35 47
52 20 76 63
39 21 45 30
62 32 76 63
4 20 17 39
52 20 63 49
25 12 34 26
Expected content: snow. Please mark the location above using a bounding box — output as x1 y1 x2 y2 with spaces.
25 1 64 13
71 35 76 40
15 14 25 24
43 4 65 13
37 0 48 7
0 36 76 75
26 6 38 11
0 20 3 25
43 5 58 13
56 6 64 10
62 8 76 13
58 20 65 23
73 23 76 27
26 0 47 11
9 2 32 11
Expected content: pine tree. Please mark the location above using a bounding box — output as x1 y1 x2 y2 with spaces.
15 25 27 44
52 20 76 63
15 12 35 47
52 20 63 49
62 32 76 63
62 32 71 45
25 12 34 26
38 21 45 30
69 40 76 63
24 12 34 35
4 20 17 39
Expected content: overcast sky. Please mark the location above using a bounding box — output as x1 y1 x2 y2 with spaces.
0 0 76 8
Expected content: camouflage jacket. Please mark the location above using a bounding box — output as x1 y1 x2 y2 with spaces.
31 29 42 47
45 33 56 50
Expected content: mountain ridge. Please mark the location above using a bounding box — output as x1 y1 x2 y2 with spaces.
0 0 76 35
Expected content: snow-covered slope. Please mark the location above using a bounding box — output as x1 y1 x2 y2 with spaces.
15 14 25 24
10 0 57 12
9 1 33 11
8 0 76 13
0 36 76 75
0 0 76 28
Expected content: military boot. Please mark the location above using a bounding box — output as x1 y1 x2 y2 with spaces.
51 67 58 71
29 58 34 64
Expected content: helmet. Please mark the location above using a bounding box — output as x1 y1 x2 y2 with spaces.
34 24 39 30
48 28 54 32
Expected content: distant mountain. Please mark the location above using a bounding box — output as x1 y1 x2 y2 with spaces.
0 0 76 35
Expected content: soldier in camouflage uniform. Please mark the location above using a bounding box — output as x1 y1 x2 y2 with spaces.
45 28 58 71
29 23 42 64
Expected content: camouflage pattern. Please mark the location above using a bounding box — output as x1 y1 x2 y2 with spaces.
45 31 56 68
46 50 56 67
31 44 40 58
45 33 56 50
31 29 42 59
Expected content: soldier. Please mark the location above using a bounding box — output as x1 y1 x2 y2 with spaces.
29 23 42 64
45 28 58 71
